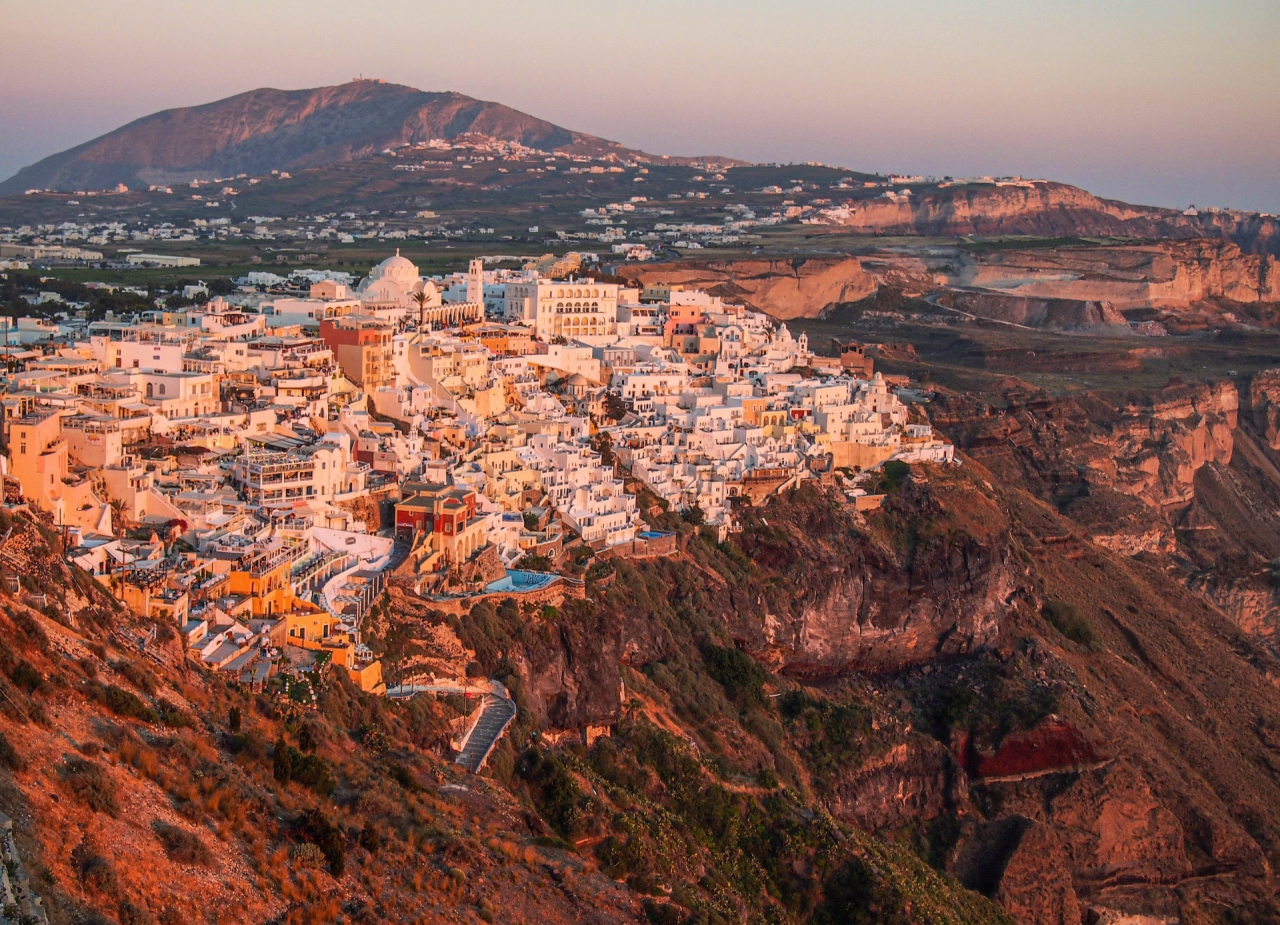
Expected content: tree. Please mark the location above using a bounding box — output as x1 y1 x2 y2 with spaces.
272 737 292 784
411 290 430 330
592 431 615 467
602 390 628 422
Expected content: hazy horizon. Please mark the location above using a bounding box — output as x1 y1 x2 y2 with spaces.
3 0 1277 213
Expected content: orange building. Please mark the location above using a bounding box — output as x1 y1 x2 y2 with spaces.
319 315 395 388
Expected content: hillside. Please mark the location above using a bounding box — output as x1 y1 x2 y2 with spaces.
0 80 736 196
8 413 1280 923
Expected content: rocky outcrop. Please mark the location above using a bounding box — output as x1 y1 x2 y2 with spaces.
964 717 1101 779
828 182 1280 256
934 379 1238 532
622 238 1280 325
830 736 965 831
620 257 882 319
955 817 1082 925
951 240 1280 307
939 291 1130 332
969 762 1195 918
1251 369 1280 450
734 475 1019 675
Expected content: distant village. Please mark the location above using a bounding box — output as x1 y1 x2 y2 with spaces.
0 249 952 710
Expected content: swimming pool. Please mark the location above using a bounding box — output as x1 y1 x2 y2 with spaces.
484 569 560 593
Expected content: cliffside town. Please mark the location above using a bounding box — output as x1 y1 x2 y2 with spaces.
0 250 949 712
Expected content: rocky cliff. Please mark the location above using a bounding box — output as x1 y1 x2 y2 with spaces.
619 257 882 320
623 238 1280 325
931 379 1239 553
830 182 1280 256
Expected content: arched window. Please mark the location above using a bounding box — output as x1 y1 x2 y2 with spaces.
145 382 153 398
158 384 166 395
592 302 599 312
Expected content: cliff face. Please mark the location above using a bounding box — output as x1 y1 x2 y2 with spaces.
762 478 1015 674
932 379 1238 550
953 240 1280 307
620 257 882 320
623 239 1280 325
832 182 1280 256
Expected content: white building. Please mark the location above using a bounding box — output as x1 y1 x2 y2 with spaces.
504 276 619 341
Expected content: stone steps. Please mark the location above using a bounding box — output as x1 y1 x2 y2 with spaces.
454 694 518 774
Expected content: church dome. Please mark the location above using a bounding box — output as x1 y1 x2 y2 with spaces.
369 249 419 283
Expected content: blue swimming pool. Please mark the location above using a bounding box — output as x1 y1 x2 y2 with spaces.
484 569 560 593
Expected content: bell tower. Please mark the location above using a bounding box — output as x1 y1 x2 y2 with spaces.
467 258 483 306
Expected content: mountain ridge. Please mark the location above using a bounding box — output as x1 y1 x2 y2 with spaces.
0 80 737 195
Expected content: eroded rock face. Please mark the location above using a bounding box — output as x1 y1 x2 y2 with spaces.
828 735 965 831
823 183 1280 256
957 763 1194 924
1251 369 1280 451
621 257 882 319
738 476 1019 675
954 818 1082 925
934 379 1238 541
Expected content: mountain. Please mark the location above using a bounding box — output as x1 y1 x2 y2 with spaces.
0 80 729 196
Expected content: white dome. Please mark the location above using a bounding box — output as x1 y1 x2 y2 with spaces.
369 249 419 283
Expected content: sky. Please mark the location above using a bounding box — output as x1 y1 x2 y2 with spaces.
3 0 1277 212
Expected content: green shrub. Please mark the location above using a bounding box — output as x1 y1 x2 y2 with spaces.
115 660 158 695
387 763 423 792
99 684 160 724
155 699 190 728
118 899 155 925
297 808 345 876
273 740 335 796
71 841 118 894
879 459 911 493
8 660 43 693
152 821 212 865
0 730 25 770
701 643 769 705
1043 598 1096 647
517 748 587 839
61 757 118 816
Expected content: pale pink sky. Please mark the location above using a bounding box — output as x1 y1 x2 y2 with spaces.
4 0 1278 212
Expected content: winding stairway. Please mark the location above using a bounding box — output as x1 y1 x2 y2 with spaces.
454 688 518 774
